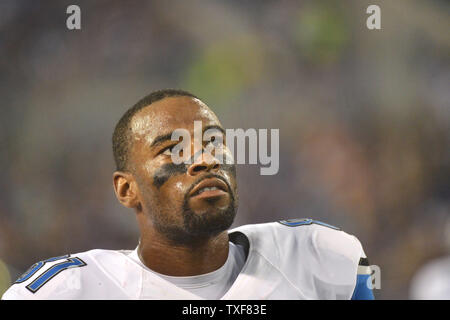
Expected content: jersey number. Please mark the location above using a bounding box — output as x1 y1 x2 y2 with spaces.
278 218 340 230
15 255 87 293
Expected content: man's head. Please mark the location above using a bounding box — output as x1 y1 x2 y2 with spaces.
112 89 238 246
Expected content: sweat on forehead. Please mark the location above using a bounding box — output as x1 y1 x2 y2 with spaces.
129 96 221 143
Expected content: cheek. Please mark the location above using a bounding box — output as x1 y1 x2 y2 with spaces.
144 159 157 177
159 177 186 195
174 181 184 193
138 160 168 202
152 162 188 189
157 177 190 213
221 168 237 193
145 160 190 199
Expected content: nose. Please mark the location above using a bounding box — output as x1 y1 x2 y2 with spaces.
187 149 220 176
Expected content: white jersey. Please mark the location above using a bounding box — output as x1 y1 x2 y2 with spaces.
128 241 247 299
2 219 371 300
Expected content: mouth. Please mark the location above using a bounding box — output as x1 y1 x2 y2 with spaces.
189 177 229 200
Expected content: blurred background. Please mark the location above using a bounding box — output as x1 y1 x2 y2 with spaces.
0 0 449 299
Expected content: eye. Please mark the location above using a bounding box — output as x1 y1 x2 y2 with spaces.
207 136 224 148
160 145 176 156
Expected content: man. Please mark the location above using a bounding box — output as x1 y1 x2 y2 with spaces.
2 89 374 299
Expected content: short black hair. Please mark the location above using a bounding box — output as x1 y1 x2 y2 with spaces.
112 89 198 171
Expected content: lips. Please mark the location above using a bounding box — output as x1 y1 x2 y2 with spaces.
189 177 229 198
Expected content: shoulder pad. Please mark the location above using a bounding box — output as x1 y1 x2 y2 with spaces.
1 249 129 300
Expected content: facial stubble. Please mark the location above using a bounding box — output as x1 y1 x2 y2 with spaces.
143 164 238 246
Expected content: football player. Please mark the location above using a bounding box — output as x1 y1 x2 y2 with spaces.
2 89 374 299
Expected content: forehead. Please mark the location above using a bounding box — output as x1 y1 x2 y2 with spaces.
130 96 221 144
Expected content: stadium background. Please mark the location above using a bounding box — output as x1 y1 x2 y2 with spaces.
0 0 449 299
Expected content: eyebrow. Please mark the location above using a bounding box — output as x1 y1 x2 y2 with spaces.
150 132 175 148
150 125 226 148
203 125 226 136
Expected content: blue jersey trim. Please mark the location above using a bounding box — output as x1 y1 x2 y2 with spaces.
351 274 375 300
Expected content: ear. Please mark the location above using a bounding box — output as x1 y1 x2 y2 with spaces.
113 171 140 209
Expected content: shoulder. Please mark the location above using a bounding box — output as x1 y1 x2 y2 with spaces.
230 218 369 299
230 218 364 264
1 249 132 300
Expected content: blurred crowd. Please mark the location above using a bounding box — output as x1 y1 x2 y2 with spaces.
0 0 449 299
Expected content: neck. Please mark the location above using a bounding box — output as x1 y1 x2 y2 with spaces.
137 228 230 276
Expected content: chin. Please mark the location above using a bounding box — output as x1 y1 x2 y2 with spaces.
183 205 236 237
